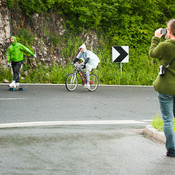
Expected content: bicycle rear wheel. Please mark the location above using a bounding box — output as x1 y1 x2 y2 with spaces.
88 74 98 92
65 73 78 91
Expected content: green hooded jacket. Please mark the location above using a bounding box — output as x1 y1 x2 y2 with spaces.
7 36 34 63
149 36 175 95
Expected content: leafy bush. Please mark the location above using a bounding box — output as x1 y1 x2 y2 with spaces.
4 0 175 85
19 64 74 84
15 29 34 45
0 66 12 82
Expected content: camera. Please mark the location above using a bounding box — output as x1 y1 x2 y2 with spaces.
159 65 166 76
161 28 167 34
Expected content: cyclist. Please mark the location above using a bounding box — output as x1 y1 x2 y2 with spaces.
71 43 100 89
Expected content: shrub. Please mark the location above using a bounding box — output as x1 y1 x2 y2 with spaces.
4 0 175 85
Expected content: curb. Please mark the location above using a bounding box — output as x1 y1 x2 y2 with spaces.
0 83 153 88
0 120 146 129
144 125 165 143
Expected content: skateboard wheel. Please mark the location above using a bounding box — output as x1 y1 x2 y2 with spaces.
8 88 15 91
18 88 24 91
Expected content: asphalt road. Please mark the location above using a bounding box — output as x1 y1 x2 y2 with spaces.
1 84 175 175
1 125 175 175
0 84 159 123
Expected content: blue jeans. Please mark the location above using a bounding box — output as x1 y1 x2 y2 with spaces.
158 92 175 156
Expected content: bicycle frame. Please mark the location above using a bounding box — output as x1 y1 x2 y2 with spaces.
78 71 87 85
74 66 87 85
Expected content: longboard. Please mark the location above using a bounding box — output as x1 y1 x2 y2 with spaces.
8 86 26 91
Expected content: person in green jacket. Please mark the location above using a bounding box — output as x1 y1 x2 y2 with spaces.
149 19 175 157
7 36 36 88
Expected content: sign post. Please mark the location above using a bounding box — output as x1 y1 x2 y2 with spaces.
112 46 129 76
120 62 122 76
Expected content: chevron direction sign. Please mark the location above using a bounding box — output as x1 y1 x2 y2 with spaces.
112 46 129 63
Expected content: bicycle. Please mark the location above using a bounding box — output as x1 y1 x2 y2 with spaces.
65 63 99 92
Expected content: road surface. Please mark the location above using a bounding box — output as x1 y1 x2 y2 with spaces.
1 85 175 175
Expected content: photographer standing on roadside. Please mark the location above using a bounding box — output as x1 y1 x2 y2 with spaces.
149 19 175 157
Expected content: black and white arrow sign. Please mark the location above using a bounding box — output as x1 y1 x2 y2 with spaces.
112 46 129 63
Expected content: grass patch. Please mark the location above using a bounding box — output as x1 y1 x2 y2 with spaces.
152 112 175 132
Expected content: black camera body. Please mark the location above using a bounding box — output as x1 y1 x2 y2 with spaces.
159 65 166 76
161 28 167 34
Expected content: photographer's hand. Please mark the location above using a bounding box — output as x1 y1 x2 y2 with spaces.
155 28 164 39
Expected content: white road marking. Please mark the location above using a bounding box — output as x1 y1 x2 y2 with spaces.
0 120 146 129
0 98 26 100
143 119 153 122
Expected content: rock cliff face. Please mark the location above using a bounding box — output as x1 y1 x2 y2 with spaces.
0 6 11 65
0 4 67 67
0 4 99 70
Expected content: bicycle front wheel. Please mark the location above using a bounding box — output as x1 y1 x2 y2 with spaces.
88 74 98 92
65 73 78 91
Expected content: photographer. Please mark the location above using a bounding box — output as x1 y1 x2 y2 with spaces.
149 19 175 157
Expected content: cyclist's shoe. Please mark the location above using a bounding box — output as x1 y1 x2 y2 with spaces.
87 83 90 90
84 84 87 88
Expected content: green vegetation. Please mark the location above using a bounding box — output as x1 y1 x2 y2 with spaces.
3 0 175 84
0 66 12 82
20 64 74 84
16 29 35 47
152 113 175 132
